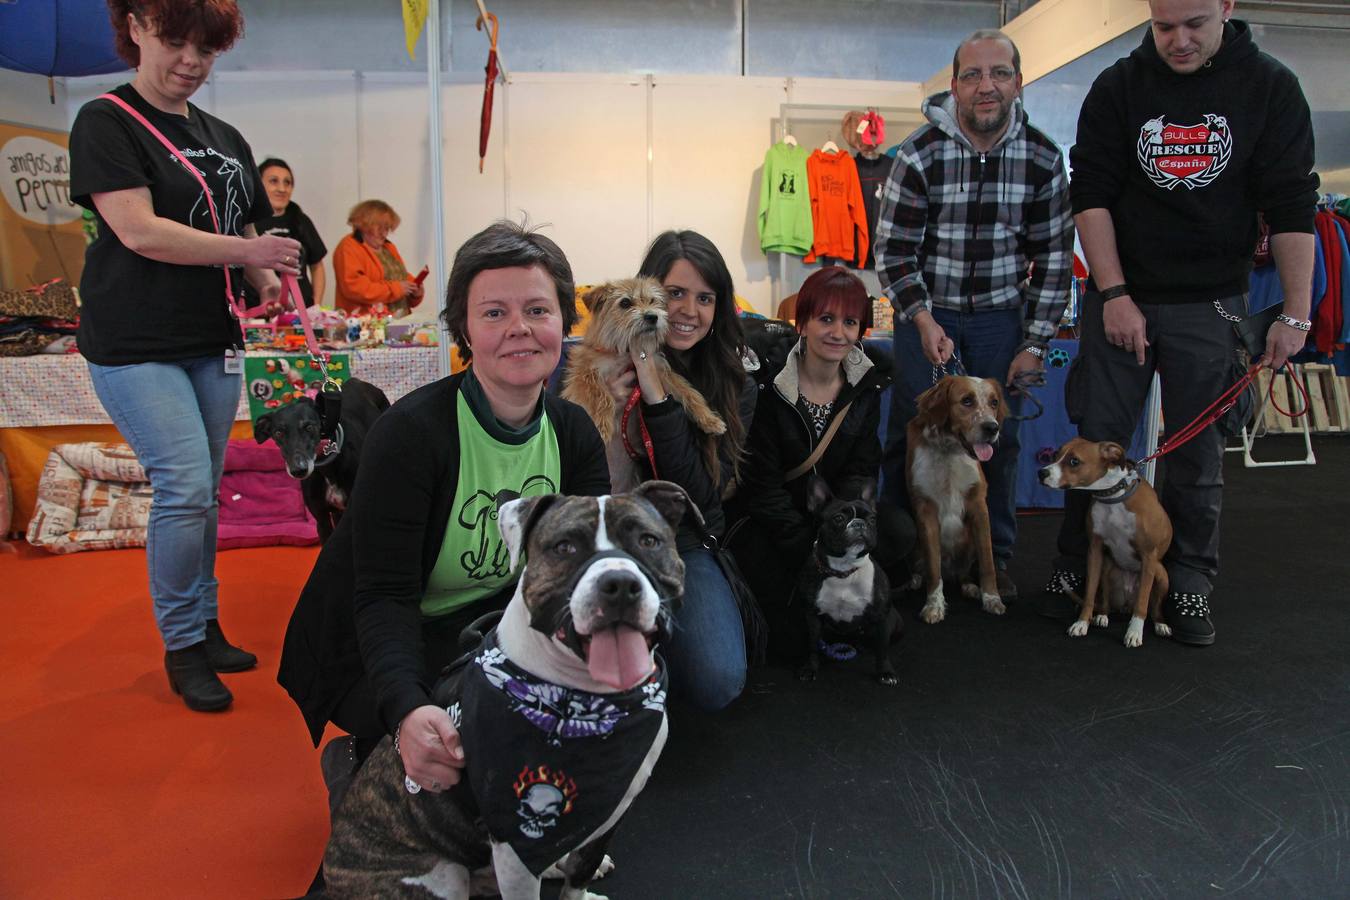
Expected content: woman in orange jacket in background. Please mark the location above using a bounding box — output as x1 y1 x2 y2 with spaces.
332 199 426 313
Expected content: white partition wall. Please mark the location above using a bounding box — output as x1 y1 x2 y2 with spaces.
63 70 930 316
649 76 792 304
502 74 649 286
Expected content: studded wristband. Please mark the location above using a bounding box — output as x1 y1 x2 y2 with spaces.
1014 341 1047 360
1274 313 1312 332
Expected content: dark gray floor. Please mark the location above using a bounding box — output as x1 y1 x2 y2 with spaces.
603 435 1350 899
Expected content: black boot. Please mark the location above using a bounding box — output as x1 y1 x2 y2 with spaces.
165 642 233 712
204 618 258 672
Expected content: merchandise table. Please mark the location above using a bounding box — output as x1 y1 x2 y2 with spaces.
0 346 444 533
0 346 442 428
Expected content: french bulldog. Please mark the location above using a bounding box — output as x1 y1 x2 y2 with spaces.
796 478 900 686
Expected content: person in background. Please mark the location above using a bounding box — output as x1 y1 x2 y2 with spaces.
331 199 425 314
242 157 327 313
874 28 1073 602
69 0 301 713
278 222 609 876
1041 0 1319 646
604 230 756 710
728 266 914 658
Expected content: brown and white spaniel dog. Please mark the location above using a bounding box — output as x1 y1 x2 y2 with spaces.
905 375 1007 624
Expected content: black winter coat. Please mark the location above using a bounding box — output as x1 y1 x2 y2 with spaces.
729 336 892 555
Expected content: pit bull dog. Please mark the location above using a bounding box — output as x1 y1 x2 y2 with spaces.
796 478 900 685
321 481 690 899
1038 438 1174 648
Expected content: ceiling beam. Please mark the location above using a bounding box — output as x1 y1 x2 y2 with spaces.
921 0 1150 98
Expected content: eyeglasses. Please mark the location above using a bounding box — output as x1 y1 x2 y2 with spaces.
957 66 1017 85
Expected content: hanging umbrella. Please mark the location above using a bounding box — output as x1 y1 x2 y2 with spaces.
0 0 127 79
476 12 500 174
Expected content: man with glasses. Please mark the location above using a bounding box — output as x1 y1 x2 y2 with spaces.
876 29 1073 602
1042 0 1318 646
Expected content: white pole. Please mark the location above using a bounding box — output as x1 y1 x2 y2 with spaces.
426 0 451 379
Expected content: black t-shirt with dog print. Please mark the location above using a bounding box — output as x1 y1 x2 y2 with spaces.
70 83 270 365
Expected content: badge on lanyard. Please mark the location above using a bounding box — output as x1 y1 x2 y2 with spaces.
224 348 244 374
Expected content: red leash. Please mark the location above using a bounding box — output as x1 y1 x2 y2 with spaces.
620 385 660 477
1139 362 1309 464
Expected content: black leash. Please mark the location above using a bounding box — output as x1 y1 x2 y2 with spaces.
930 351 1044 422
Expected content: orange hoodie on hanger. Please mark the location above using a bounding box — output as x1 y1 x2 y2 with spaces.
804 148 869 265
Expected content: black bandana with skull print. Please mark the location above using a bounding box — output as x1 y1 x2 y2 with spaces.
451 631 668 876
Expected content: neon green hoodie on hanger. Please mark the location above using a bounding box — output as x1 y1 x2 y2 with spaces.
758 141 814 256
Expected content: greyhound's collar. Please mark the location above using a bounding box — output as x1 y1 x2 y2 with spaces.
1091 468 1140 504
312 423 345 468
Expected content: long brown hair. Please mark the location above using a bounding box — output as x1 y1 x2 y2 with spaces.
638 230 747 486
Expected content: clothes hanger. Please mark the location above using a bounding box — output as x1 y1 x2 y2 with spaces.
821 138 840 154
783 133 798 146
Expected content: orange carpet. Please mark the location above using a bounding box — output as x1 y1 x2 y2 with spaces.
0 540 334 899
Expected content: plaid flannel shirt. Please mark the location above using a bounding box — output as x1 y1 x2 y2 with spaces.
874 93 1073 345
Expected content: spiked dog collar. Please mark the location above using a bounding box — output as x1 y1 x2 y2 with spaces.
1091 468 1141 504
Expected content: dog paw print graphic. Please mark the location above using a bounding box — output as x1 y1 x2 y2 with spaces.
1048 347 1071 368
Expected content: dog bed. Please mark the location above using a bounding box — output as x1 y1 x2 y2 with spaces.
217 440 318 549
26 440 317 554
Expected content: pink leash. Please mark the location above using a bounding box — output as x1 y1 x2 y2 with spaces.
98 94 331 371
98 92 269 319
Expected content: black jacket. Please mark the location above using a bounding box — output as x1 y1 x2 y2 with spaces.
1070 19 1318 303
729 336 892 554
277 371 610 746
639 369 758 551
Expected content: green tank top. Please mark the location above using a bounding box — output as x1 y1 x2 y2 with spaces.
421 385 562 618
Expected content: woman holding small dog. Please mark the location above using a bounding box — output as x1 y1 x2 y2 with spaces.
605 230 756 711
69 0 302 713
727 267 914 657
279 222 609 855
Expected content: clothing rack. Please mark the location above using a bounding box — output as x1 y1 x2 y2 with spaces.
770 101 922 308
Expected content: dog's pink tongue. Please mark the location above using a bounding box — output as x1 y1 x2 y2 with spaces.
586 624 652 691
974 442 995 462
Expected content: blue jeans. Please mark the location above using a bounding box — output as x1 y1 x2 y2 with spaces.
880 307 1024 561
88 355 241 651
662 548 746 711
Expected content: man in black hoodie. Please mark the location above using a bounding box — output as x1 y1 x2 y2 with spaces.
1044 0 1319 646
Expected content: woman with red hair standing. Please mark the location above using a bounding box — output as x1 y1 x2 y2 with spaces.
69 0 301 713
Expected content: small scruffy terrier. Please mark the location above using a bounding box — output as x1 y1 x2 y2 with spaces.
562 277 725 491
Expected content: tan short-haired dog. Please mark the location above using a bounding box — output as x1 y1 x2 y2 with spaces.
1038 438 1173 648
562 278 725 491
906 375 1007 625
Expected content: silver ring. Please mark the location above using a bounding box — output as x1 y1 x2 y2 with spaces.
639 351 647 361
431 780 441 791
404 776 422 794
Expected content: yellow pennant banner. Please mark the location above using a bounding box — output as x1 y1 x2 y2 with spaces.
402 0 429 60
